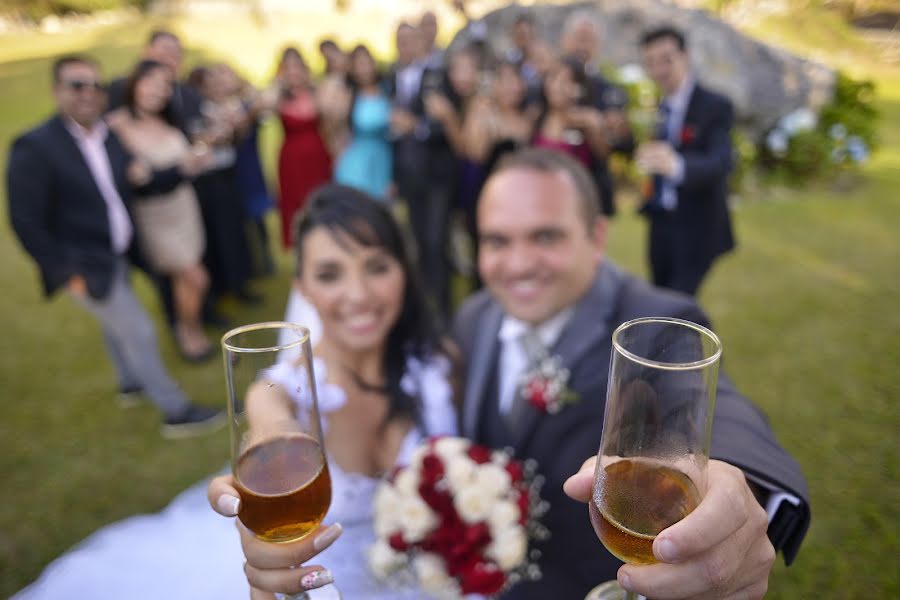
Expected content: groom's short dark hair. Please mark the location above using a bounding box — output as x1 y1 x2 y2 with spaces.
491 147 601 231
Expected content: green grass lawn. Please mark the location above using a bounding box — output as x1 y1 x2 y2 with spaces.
1 9 899 598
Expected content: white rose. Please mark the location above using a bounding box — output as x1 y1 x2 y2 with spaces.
399 495 438 542
475 463 512 498
374 483 399 518
374 510 400 539
491 450 509 466
394 467 420 497
408 443 429 469
433 437 469 463
444 455 477 492
486 526 528 571
413 553 454 594
487 500 521 531
368 539 407 579
453 483 493 523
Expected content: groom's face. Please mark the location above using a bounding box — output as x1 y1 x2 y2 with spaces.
478 167 606 325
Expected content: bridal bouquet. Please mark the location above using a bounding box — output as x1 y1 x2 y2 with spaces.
368 436 547 598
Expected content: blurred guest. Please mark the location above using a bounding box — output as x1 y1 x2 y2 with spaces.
190 65 257 305
560 10 635 215
386 22 424 110
319 38 348 77
636 27 735 295
107 30 202 135
106 29 204 329
419 10 444 67
317 39 351 157
459 59 533 276
505 10 541 95
274 47 332 249
107 60 213 361
333 45 393 199
533 58 616 214
7 55 223 436
222 65 277 277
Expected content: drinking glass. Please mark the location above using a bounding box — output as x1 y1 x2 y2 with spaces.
222 322 332 544
585 317 722 600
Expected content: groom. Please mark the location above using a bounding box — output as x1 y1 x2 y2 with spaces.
452 148 810 599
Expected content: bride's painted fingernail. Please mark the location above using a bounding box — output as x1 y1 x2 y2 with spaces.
301 569 334 590
216 494 240 516
313 523 343 551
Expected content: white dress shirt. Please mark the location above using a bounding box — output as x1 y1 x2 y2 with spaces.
65 119 133 254
496 308 574 416
660 75 695 211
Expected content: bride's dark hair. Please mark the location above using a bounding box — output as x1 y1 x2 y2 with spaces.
293 184 445 427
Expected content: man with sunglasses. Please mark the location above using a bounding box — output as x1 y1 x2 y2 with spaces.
7 55 223 438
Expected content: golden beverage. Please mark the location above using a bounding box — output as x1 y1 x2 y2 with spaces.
234 432 331 543
590 459 700 564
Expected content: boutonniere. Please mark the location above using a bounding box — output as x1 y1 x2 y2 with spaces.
680 125 697 146
519 355 579 415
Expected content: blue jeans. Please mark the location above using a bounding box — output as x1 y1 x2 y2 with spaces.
74 259 189 418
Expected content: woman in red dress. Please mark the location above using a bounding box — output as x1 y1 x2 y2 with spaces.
276 47 332 249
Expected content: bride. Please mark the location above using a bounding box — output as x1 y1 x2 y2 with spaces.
16 185 459 599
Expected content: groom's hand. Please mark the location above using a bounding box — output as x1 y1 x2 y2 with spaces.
207 474 343 599
564 458 775 600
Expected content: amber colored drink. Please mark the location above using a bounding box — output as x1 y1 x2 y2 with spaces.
234 433 332 543
590 459 700 564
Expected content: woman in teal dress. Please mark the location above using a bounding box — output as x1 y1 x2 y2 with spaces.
334 45 393 200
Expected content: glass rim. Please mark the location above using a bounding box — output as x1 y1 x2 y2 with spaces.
221 321 310 353
612 316 722 371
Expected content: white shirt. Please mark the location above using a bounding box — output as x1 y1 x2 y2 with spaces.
660 75 695 210
395 62 425 109
497 308 575 416
64 119 133 254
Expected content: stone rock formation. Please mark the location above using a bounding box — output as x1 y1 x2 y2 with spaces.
450 0 836 139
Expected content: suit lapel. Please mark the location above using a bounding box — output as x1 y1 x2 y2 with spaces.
51 116 116 204
510 262 625 453
462 302 504 439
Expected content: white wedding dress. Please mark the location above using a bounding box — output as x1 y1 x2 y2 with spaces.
14 352 459 600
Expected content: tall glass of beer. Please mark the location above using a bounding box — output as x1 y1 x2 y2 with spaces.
222 322 331 544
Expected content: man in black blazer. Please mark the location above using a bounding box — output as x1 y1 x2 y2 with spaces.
453 149 809 599
7 55 222 438
637 27 736 296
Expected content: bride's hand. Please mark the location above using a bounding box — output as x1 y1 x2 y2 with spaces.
207 474 344 599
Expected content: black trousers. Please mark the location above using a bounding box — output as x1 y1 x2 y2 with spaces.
648 212 713 297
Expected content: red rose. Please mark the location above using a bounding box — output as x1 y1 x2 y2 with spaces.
419 482 454 517
516 489 530 524
421 453 445 485
526 380 548 410
505 461 524 483
388 531 409 552
460 560 507 595
680 125 696 145
467 444 492 464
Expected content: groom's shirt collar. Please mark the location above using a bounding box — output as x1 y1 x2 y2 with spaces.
498 307 575 349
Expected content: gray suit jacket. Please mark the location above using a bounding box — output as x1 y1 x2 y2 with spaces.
452 261 810 600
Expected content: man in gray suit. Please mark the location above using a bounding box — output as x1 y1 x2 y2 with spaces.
453 148 809 599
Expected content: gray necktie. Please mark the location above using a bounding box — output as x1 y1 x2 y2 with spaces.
504 330 547 434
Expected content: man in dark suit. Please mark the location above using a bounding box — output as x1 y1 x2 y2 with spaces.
7 55 223 438
560 9 636 217
637 27 736 296
453 149 809 599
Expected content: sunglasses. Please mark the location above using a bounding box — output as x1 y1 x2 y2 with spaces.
61 80 105 92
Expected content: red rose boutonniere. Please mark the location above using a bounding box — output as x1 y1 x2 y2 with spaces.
680 124 697 146
519 355 579 415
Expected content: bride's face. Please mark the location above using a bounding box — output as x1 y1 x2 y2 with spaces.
297 227 406 354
